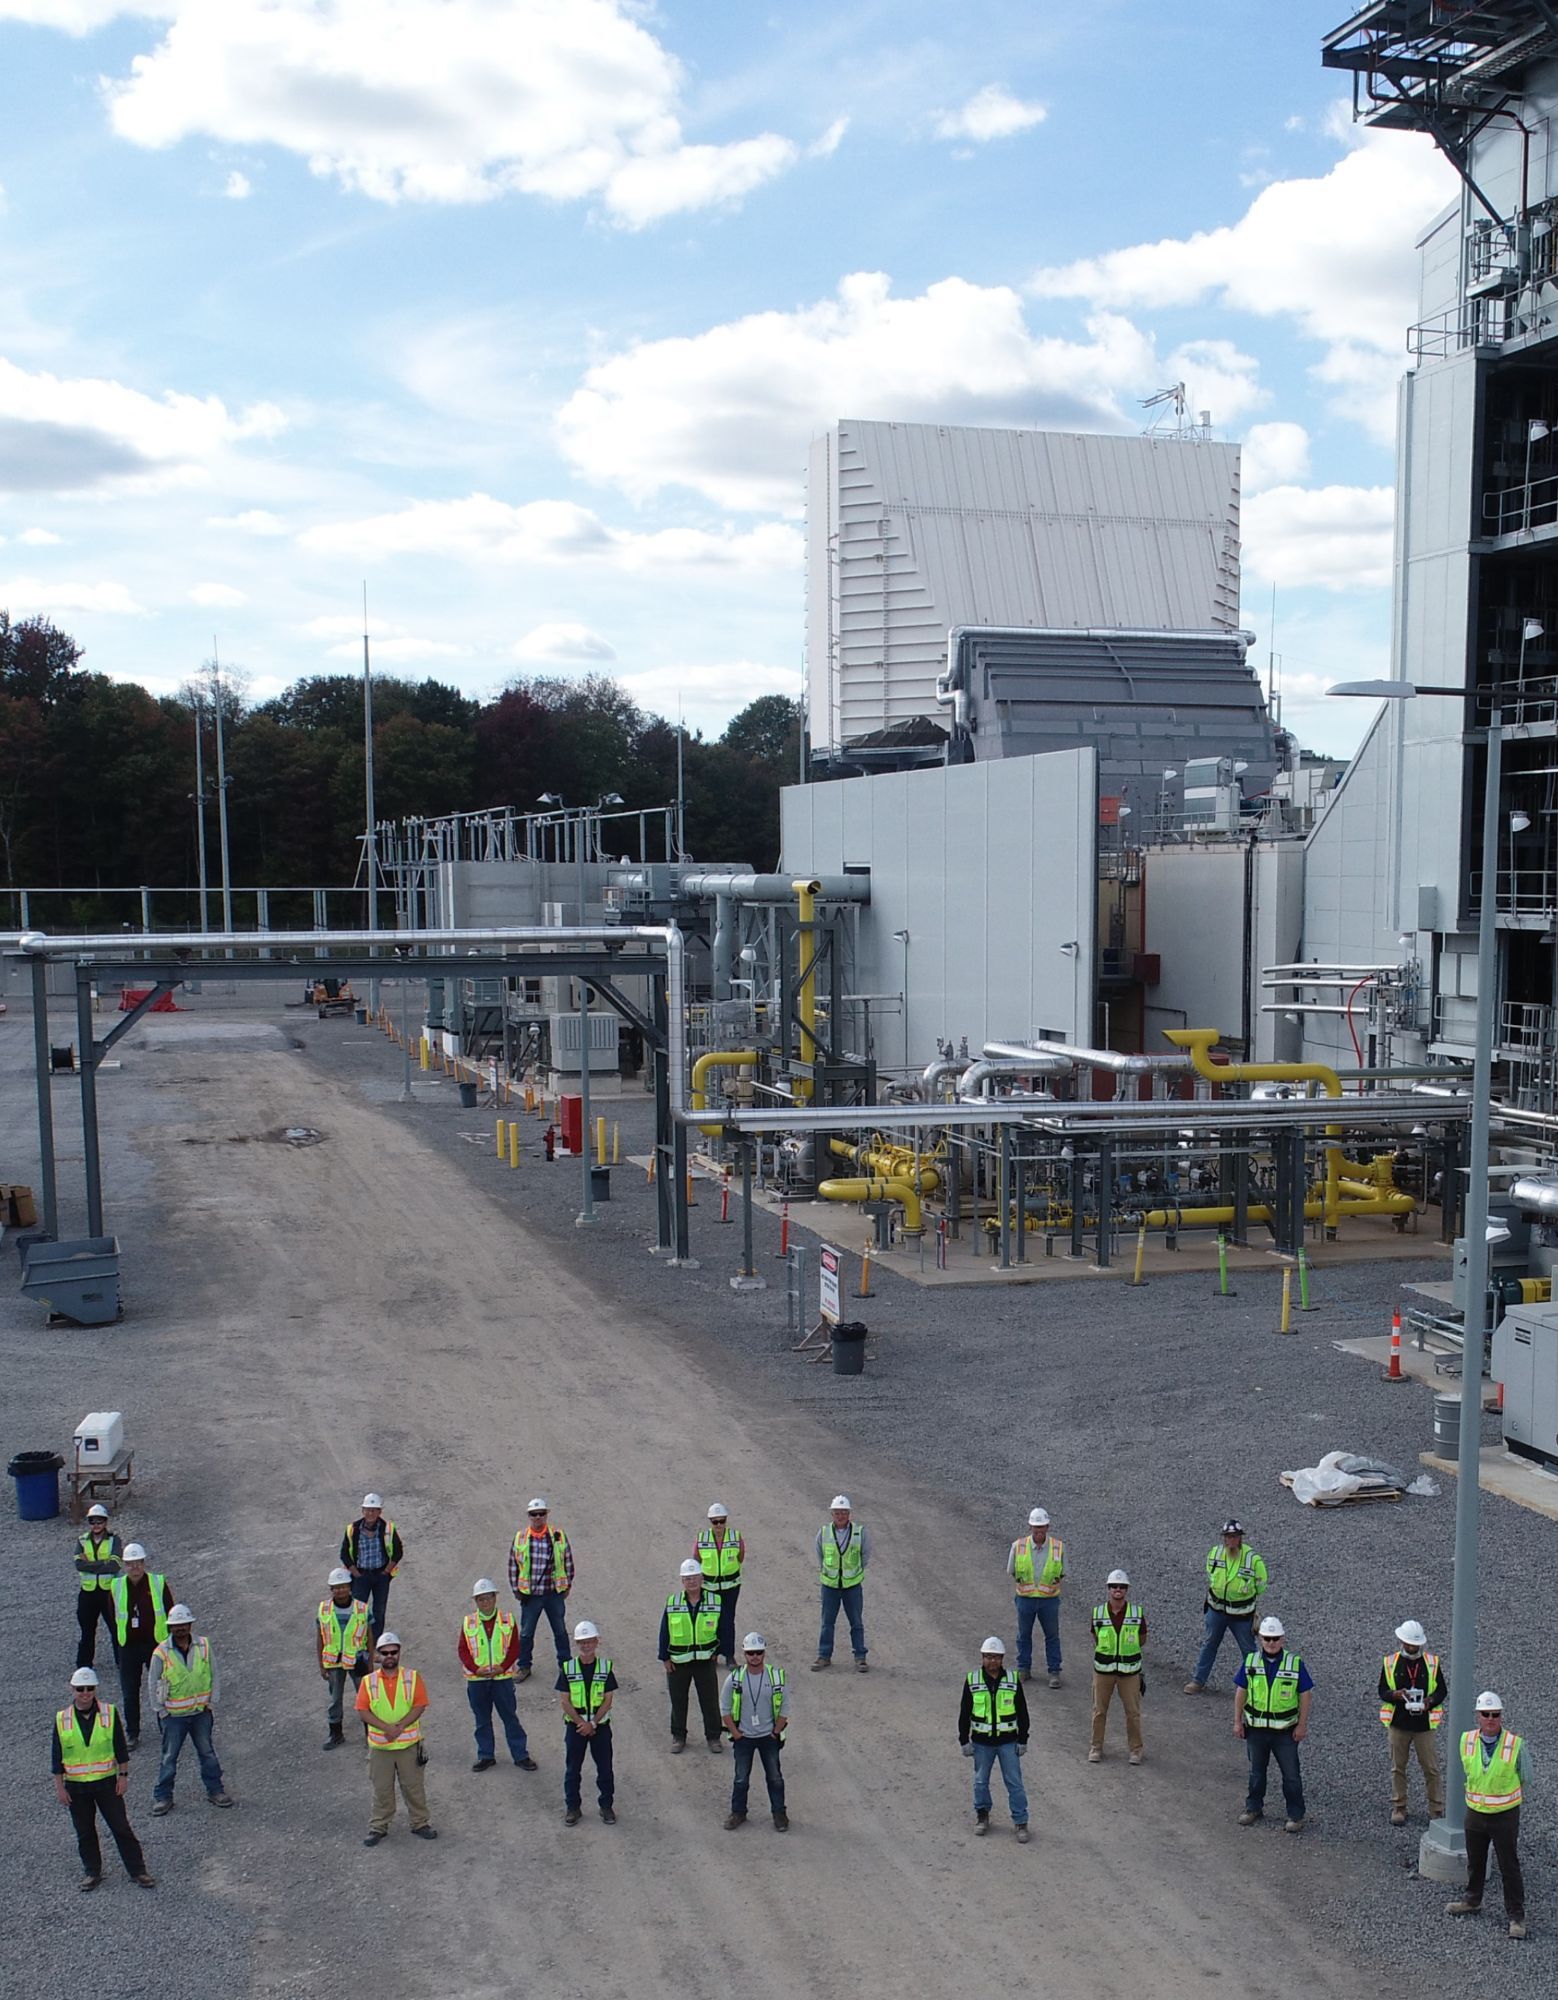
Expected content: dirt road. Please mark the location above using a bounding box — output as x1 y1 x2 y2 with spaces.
9 1026 1396 2000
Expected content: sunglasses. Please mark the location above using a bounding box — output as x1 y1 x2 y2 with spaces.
1480 1709 1502 1717
528 1510 547 1517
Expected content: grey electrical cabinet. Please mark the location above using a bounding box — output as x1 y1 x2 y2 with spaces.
1492 1302 1558 1472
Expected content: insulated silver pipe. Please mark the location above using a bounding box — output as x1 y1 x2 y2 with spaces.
1510 1176 1558 1218
612 871 869 903
984 1038 1190 1077
959 1055 1070 1098
920 1056 966 1100
6 925 667 953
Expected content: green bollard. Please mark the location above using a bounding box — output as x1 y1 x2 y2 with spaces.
1214 1232 1237 1299
1297 1245 1319 1312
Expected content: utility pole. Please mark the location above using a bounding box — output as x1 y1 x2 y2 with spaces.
210 642 233 938
363 583 380 1013
192 689 210 933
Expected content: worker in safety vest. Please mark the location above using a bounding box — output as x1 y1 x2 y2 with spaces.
1447 1691 1529 1938
659 1558 724 1752
1090 1570 1147 1764
109 1542 174 1749
459 1577 538 1773
958 1636 1030 1841
559 1619 618 1825
721 1632 790 1831
1234 1614 1312 1832
1185 1518 1268 1694
74 1503 123 1670
149 1605 233 1814
339 1493 404 1642
1008 1506 1065 1687
356 1633 436 1845
509 1496 573 1680
1379 1618 1446 1825
813 1493 870 1672
52 1667 155 1892
318 1566 373 1750
696 1501 746 1666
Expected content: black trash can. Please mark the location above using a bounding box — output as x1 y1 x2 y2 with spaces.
8 1450 65 1521
458 1081 479 1108
590 1166 611 1202
831 1321 867 1376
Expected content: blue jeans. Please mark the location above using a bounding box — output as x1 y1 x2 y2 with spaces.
732 1734 786 1816
564 1724 614 1810
1015 1596 1062 1674
517 1594 569 1671
352 1571 393 1640
1194 1610 1254 1687
972 1740 1028 1824
1244 1729 1305 1819
818 1583 866 1660
154 1709 224 1801
467 1679 529 1762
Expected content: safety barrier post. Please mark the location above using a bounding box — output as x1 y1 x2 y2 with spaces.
509 1122 521 1169
686 1167 698 1208
775 1196 790 1259
612 1123 620 1165
1297 1246 1318 1311
495 1118 507 1158
595 1114 607 1166
936 1217 948 1270
1279 1266 1293 1335
719 1173 732 1224
1131 1223 1147 1288
646 1151 656 1184
1214 1233 1236 1298
856 1242 874 1298
1381 1308 1407 1383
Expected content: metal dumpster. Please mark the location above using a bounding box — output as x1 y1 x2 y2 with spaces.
20 1236 121 1326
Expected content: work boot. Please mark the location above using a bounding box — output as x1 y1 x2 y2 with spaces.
974 1809 991 1835
517 1757 539 1771
1238 1810 1262 1827
1047 1674 1063 1690
1088 1748 1102 1764
1183 1681 1204 1695
1445 1900 1482 1917
127 1736 140 1753
855 1658 869 1673
131 1873 157 1889
515 1667 531 1683
670 1738 687 1754
1128 1751 1143 1766
1390 1807 1406 1826
79 1876 102 1893
811 1657 830 1672
1510 1920 1528 1939
724 1813 747 1830
1015 1824 1030 1844
1284 1817 1305 1834
209 1793 234 1808
772 1811 789 1832
151 1800 173 1817
323 1727 345 1751
1018 1669 1031 1683
362 1832 386 1847
411 1826 438 1841
601 1806 617 1825
473 1757 497 1772
564 1807 583 1826
707 1738 723 1754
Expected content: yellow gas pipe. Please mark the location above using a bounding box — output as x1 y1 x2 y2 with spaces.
690 1049 759 1138
816 1175 924 1236
793 878 820 1103
827 1137 941 1193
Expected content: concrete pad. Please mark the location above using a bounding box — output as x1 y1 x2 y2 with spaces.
1418 1444 1558 1523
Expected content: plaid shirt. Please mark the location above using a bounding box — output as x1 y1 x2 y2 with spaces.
508 1527 574 1598
356 1524 385 1571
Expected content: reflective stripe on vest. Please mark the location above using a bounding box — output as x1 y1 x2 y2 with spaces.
1378 1651 1444 1730
1243 1650 1303 1730
1206 1544 1264 1615
111 1573 169 1647
665 1592 721 1663
76 1535 120 1593
819 1523 864 1589
697 1526 743 1584
1091 1604 1144 1674
363 1668 423 1748
318 1598 373 1670
967 1668 1020 1736
1013 1534 1064 1598
154 1636 213 1715
731 1665 786 1727
462 1611 517 1680
564 1657 613 1720
57 1703 120 1781
513 1527 569 1593
1461 1728 1523 1812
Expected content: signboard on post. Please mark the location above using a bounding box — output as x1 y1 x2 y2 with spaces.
819 1244 842 1325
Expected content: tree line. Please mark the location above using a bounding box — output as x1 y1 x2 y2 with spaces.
0 612 803 929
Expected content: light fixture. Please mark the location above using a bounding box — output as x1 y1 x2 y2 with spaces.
1411 1124 1428 1138
1161 767 1177 780
892 928 910 943
1117 805 1132 818
538 791 563 806
1523 617 1546 643
1532 417 1552 440
1058 940 1080 957
597 791 624 807
1510 810 1532 833
1487 1221 1512 1246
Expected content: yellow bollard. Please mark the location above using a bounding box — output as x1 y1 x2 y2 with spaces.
1279 1266 1293 1335
509 1122 521 1169
612 1123 620 1166
856 1241 874 1298
686 1168 698 1208
1132 1224 1147 1288
595 1115 607 1166
419 1039 430 1072
495 1118 507 1158
646 1151 656 1184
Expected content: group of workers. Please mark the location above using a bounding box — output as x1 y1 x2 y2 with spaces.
54 1489 1529 1940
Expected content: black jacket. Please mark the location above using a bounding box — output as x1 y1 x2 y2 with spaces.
958 1669 1030 1746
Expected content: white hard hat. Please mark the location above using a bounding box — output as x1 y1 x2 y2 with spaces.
707 1502 728 1519
167 1603 194 1625
980 1635 1006 1654
1476 1690 1504 1713
71 1667 99 1688
362 1493 383 1509
1028 1507 1049 1527
328 1566 352 1586
742 1632 767 1651
86 1503 109 1520
472 1578 498 1597
1258 1615 1285 1638
122 1543 147 1562
377 1631 402 1649
1395 1619 1427 1647
1106 1569 1130 1587
573 1620 600 1642
830 1494 851 1510
527 1496 549 1513
679 1558 703 1578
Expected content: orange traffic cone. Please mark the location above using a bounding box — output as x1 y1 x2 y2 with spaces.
1381 1309 1407 1383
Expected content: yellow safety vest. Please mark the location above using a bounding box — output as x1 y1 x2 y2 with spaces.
819 1524 865 1589
461 1611 518 1681
564 1657 613 1721
363 1668 424 1749
1379 1651 1444 1730
698 1526 743 1584
111 1572 170 1647
1013 1534 1064 1598
153 1636 213 1715
57 1702 120 1781
1205 1542 1267 1616
967 1669 1020 1737
1091 1604 1144 1675
664 1592 721 1663
318 1598 373 1670
76 1534 120 1593
512 1527 569 1594
1461 1728 1523 1812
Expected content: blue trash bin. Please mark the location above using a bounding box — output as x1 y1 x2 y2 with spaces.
8 1450 65 1521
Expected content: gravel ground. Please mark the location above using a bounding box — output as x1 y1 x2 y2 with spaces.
306 1014 1554 1990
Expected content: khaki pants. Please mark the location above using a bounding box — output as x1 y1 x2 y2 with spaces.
1389 1727 1444 1816
1091 1671 1143 1754
369 1747 430 1833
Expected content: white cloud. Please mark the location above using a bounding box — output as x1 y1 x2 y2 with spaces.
0 2 174 27
810 117 849 160
223 169 252 200
616 660 802 734
557 272 1162 512
1164 339 1265 424
17 526 64 545
1242 483 1394 591
188 581 248 606
513 621 616 663
0 575 145 615
303 612 466 662
84 0 798 226
1241 421 1311 494
299 494 803 573
932 86 1046 144
1029 124 1456 432
207 507 287 534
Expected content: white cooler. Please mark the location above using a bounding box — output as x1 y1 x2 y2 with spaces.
74 1411 125 1465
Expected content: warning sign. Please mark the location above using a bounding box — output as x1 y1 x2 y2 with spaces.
819 1244 842 1325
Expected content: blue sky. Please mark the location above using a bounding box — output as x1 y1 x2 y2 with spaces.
0 1 1456 751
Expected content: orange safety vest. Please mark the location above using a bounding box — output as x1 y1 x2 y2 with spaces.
363 1667 424 1749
